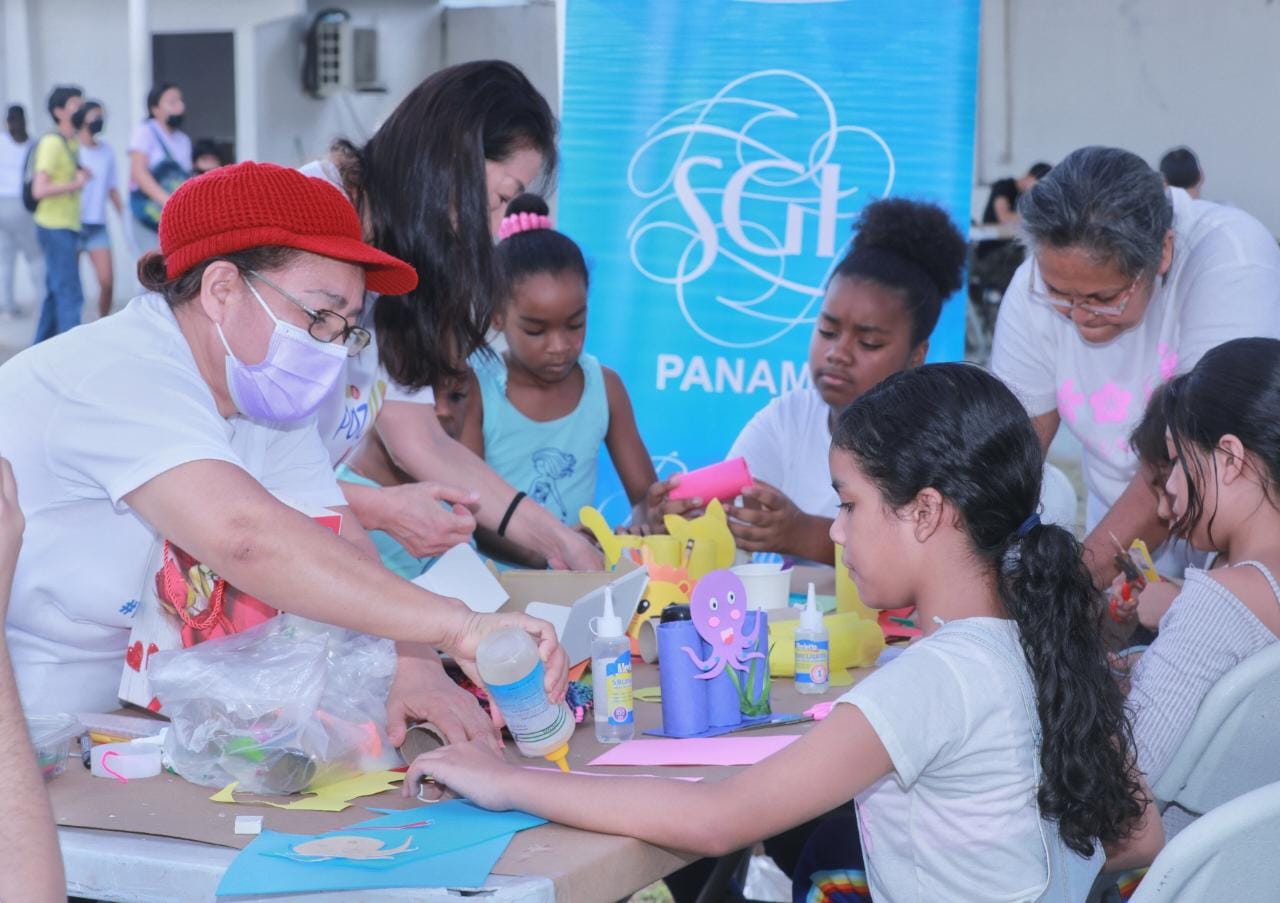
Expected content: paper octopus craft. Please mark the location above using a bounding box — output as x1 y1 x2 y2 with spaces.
283 834 417 863
682 569 764 679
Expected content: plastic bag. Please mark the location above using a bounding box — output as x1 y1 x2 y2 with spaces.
149 615 400 794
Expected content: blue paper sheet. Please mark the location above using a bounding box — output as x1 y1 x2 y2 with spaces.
216 830 513 896
215 801 547 896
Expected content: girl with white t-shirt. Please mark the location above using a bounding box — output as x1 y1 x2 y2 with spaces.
992 145 1280 588
73 101 123 318
0 162 568 723
127 83 192 253
306 61 601 574
407 364 1163 902
649 198 968 563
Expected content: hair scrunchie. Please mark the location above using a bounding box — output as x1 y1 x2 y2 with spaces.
498 211 553 241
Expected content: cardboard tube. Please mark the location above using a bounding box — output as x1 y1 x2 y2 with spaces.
657 621 709 737
638 618 661 663
669 458 752 503
702 639 744 728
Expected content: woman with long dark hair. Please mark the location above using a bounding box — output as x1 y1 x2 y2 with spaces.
304 61 601 580
407 363 1163 900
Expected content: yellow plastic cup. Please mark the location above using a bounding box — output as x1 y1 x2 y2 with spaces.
834 543 877 620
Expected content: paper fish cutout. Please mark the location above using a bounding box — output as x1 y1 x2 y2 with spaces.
211 770 404 812
682 570 765 680
665 499 736 574
284 834 417 862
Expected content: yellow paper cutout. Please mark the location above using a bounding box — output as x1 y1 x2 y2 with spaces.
664 499 736 574
578 506 624 568
828 669 854 688
634 686 662 703
209 770 404 812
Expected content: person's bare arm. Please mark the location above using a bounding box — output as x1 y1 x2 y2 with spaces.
32 167 87 199
1084 473 1170 589
1103 778 1164 872
1031 409 1060 457
123 459 567 695
375 401 601 570
992 195 1020 226
0 459 65 902
407 703 891 856
602 367 659 524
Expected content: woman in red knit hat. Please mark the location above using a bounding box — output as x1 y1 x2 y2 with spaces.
0 161 568 718
300 61 603 586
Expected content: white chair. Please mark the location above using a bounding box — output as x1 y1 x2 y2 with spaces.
1152 641 1280 817
1128 779 1280 901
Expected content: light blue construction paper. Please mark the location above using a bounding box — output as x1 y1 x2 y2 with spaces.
354 799 545 853
215 830 512 896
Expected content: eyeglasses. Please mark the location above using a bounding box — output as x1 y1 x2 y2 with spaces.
1027 260 1144 319
246 270 370 356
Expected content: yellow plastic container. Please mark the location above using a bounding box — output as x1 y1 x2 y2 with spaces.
769 612 884 676
834 544 878 620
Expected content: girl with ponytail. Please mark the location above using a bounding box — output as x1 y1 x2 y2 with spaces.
404 363 1161 901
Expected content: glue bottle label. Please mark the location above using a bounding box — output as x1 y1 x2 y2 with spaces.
485 661 569 745
603 651 634 726
795 638 830 685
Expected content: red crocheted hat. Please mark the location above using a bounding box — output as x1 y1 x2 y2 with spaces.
159 161 418 296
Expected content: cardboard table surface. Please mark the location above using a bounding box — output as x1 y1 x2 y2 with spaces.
50 662 871 902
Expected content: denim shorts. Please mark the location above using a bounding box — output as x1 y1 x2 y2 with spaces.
79 222 110 252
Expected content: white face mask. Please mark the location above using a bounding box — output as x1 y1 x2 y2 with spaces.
216 279 346 424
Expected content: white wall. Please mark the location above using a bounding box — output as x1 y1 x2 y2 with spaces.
975 0 1280 234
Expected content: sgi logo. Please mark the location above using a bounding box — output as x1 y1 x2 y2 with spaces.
627 70 895 349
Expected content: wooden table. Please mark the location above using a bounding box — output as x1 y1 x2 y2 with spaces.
51 660 867 902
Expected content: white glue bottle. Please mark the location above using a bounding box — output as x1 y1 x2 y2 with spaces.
476 627 574 771
591 587 635 743
795 582 830 695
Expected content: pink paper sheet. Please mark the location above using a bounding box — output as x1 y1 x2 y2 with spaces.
586 735 800 767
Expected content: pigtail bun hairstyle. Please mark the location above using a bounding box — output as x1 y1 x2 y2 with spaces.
1163 336 1280 545
494 193 589 299
834 198 968 345
833 363 1145 856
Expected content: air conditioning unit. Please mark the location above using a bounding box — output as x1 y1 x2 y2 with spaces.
311 17 385 97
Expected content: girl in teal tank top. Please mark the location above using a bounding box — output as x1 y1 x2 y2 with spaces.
462 194 657 529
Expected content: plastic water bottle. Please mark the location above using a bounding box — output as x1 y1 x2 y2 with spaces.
795 582 830 695
476 628 574 771
591 587 635 743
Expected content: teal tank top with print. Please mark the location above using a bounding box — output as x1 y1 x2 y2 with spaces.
473 351 609 527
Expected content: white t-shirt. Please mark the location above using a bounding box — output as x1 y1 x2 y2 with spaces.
127 119 192 190
727 386 836 518
77 140 118 225
839 618 1103 902
0 294 345 714
299 159 436 467
992 189 1280 528
0 132 30 198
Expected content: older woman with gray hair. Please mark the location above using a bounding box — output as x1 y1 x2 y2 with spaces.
992 145 1280 586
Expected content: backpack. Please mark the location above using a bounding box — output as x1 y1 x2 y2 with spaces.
129 121 189 232
20 134 75 213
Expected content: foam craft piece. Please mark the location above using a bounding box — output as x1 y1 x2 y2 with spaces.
210 770 405 812
665 499 736 572
684 570 766 680
411 544 508 614
524 564 649 666
588 735 800 767
769 613 885 677
578 506 624 569
668 457 752 503
643 712 808 740
657 620 708 736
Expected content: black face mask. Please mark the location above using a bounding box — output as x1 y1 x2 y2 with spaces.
165 114 184 129
87 119 104 135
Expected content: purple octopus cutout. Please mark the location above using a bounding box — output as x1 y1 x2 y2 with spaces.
682 570 765 679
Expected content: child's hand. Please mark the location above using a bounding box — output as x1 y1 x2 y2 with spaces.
0 457 23 581
403 739 519 811
1105 573 1139 623
726 480 801 553
644 477 703 532
1136 581 1179 630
